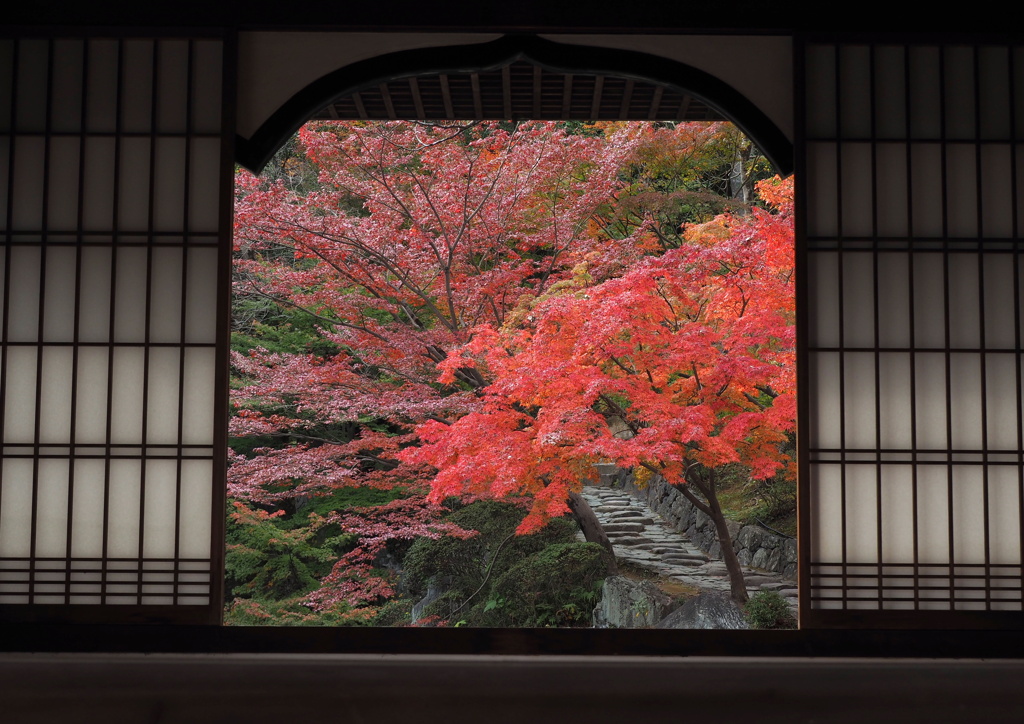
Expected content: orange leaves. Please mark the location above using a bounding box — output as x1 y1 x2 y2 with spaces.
755 174 795 213
411 173 795 531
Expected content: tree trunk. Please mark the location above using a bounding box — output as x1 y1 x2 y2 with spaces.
705 486 749 604
566 491 618 575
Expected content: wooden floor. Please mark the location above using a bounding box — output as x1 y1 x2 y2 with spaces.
2 653 1024 723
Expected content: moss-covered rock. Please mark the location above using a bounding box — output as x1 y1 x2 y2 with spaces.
401 500 605 627
478 542 609 627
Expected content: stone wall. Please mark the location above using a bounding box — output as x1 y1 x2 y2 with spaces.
617 474 797 580
592 575 679 628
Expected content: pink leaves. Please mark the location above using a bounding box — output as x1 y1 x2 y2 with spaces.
410 174 795 531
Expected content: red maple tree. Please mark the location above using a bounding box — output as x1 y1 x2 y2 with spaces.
230 119 793 613
230 120 646 611
404 175 795 603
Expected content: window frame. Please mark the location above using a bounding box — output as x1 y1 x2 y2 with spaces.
4 28 1024 657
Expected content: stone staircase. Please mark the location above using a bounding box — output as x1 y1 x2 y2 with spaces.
580 486 798 604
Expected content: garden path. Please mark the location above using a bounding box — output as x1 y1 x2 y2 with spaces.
579 486 799 603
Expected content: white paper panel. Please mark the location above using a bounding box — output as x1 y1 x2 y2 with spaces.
988 465 1022 565
38 346 73 444
191 40 223 134
113 246 148 342
840 143 872 238
912 253 946 348
842 252 874 347
3 346 38 442
69 459 105 558
806 142 837 238
153 137 186 232
42 246 77 341
945 144 979 238
917 464 951 564
844 464 879 563
84 40 119 133
910 143 943 237
157 40 190 135
943 46 977 140
907 46 942 139
118 137 153 232
877 252 910 347
78 246 112 343
189 137 223 232
875 144 909 237
878 352 913 450
948 254 980 349
34 459 69 557
145 348 181 444
874 46 907 139
810 463 844 562
980 145 1015 238
880 465 915 561
6 245 41 342
951 465 986 564
109 346 144 444
808 251 840 348
949 354 984 450
121 40 155 134
914 352 948 449
843 352 876 450
982 254 1018 349
808 351 841 450
11 136 44 230
105 459 142 558
0 138 9 226
185 246 219 343
81 137 116 232
179 460 213 558
150 246 184 343
72 348 110 446
985 354 1022 451
804 45 836 138
838 45 871 138
13 40 47 133
46 137 82 231
979 46 1012 140
181 347 216 445
0 459 33 556
143 460 177 558
0 41 15 134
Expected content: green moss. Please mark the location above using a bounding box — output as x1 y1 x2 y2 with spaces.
743 589 797 629
402 500 603 627
479 542 609 627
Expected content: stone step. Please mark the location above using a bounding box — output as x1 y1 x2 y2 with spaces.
659 557 708 565
609 536 654 546
659 558 704 568
601 522 646 533
603 510 649 520
631 544 671 553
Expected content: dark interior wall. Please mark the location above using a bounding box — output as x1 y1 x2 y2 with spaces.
3 4 1024 720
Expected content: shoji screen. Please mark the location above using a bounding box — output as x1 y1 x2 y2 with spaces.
0 35 231 623
800 39 1024 627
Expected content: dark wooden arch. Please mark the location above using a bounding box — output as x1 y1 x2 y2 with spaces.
235 35 793 176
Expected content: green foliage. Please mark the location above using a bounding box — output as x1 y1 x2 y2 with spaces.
481 543 608 627
400 500 604 627
743 475 797 529
224 504 343 602
743 590 797 629
230 312 341 358
371 597 416 626
224 596 377 626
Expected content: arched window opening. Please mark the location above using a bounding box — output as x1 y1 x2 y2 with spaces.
228 110 796 627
